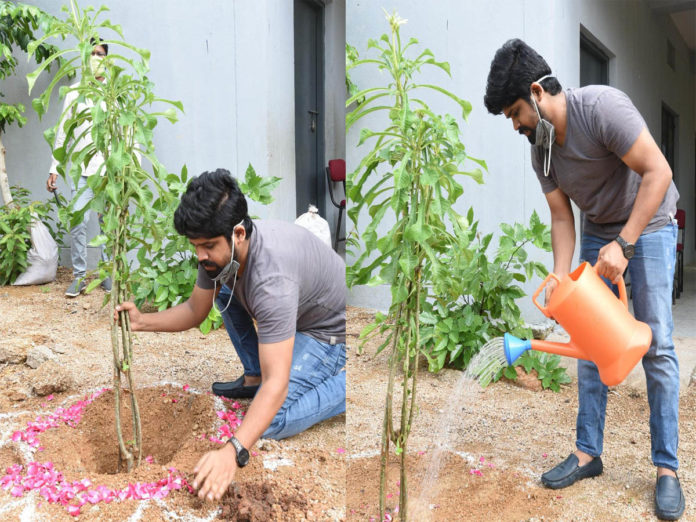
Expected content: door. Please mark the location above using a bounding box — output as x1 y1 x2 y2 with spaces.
294 0 325 217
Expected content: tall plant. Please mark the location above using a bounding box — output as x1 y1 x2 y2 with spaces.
28 1 182 472
347 13 486 520
0 1 58 205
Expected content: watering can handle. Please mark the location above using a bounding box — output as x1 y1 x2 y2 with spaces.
532 272 561 318
592 263 628 309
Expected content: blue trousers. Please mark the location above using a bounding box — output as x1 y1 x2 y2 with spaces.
576 222 679 470
216 285 346 440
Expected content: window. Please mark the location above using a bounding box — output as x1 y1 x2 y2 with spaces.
580 32 609 86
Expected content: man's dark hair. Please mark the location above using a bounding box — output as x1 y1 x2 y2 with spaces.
89 37 108 55
484 38 562 115
174 169 253 240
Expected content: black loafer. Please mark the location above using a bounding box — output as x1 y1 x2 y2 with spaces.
655 475 685 520
212 375 259 399
541 453 603 489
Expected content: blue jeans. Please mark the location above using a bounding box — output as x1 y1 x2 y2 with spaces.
70 176 107 278
216 285 346 440
576 222 679 470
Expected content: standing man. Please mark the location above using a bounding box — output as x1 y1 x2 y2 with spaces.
115 169 346 501
46 39 111 297
484 39 682 520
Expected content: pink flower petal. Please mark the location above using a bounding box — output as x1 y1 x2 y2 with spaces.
336 448 346 454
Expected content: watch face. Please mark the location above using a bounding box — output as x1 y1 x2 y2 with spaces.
237 448 250 467
624 244 635 259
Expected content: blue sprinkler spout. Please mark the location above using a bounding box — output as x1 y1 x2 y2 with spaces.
504 333 532 365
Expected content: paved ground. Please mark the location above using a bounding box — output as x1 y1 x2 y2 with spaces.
553 264 696 391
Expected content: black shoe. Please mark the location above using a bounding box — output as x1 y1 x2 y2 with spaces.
655 475 685 520
541 453 603 489
212 375 259 399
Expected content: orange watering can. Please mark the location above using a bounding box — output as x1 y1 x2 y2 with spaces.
503 261 652 386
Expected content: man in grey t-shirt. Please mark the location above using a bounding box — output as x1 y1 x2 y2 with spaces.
485 39 683 520
115 169 346 502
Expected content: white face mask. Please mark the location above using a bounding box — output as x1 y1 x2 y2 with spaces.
90 55 104 77
530 74 555 177
212 220 245 314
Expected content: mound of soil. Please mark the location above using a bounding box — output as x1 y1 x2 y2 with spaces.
220 482 309 521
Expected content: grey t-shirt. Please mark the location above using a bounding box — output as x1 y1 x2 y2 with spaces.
196 220 346 345
532 86 679 239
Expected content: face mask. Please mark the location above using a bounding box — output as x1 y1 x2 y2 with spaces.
530 74 555 177
90 55 104 77
212 220 245 314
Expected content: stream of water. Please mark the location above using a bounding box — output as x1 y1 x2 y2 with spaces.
411 336 509 519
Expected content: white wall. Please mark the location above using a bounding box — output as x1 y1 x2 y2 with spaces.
346 0 696 318
2 0 346 265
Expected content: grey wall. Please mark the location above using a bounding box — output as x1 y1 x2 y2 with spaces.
2 0 345 264
346 0 696 318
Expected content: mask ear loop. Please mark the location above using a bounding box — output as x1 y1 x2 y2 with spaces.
211 222 244 314
544 127 554 177
213 274 238 314
531 91 554 177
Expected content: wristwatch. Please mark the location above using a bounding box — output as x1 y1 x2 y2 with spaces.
227 436 250 467
614 235 635 260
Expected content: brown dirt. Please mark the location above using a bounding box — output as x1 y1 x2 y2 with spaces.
0 268 346 521
347 305 696 521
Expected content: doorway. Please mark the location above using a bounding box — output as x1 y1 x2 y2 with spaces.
294 0 325 217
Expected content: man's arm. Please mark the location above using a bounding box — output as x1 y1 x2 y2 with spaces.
192 336 294 501
596 127 673 283
114 283 215 332
544 187 575 302
47 89 76 191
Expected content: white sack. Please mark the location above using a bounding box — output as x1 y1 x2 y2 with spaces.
12 218 59 286
295 205 332 248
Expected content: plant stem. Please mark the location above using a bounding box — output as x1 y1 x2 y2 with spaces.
379 303 404 520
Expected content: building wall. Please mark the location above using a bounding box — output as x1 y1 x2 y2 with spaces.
2 0 345 265
346 0 696 317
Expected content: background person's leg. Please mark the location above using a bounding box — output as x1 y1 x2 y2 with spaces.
69 176 93 281
263 333 346 440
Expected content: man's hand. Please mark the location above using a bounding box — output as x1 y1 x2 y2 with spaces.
595 240 628 284
114 302 145 331
544 277 559 306
46 173 58 192
193 444 238 501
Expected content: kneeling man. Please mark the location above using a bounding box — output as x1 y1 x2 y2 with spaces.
115 169 346 500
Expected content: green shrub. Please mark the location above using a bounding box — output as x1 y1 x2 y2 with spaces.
0 186 63 285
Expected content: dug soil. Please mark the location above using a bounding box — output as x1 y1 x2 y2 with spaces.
346 306 696 521
0 268 345 521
